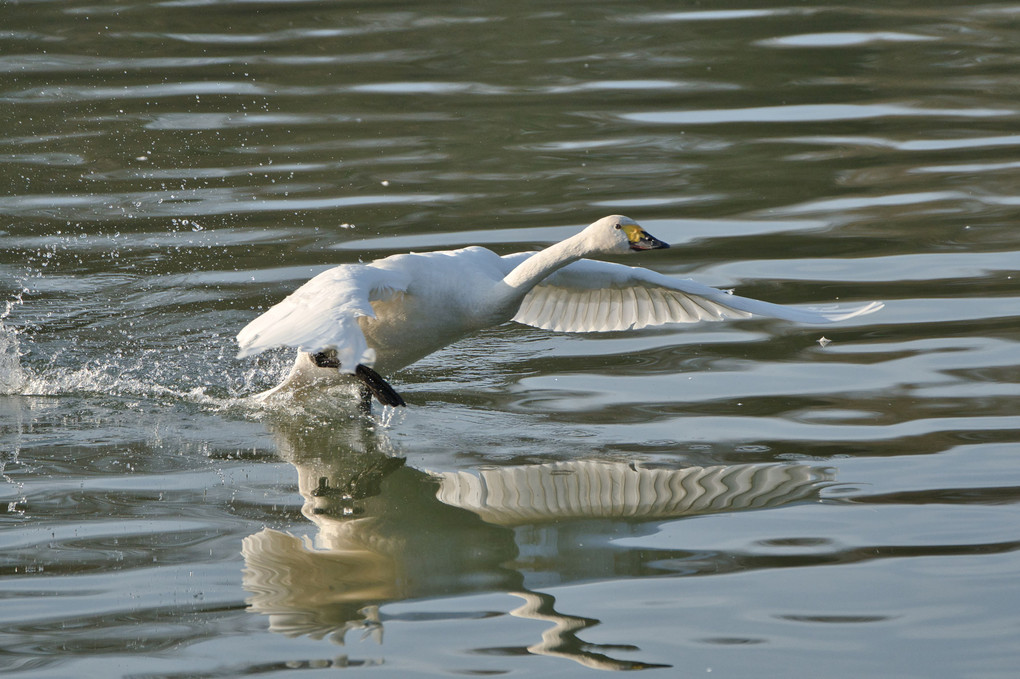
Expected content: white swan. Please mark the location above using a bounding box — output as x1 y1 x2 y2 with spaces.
237 215 882 407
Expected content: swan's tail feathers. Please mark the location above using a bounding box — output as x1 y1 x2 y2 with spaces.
355 364 406 407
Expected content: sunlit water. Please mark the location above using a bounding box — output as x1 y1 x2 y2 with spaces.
2 1 1019 677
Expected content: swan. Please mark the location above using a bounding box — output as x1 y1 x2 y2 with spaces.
236 215 882 408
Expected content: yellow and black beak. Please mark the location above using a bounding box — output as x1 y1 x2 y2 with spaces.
624 224 670 251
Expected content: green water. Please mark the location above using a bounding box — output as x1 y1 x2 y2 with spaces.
2 1 1019 676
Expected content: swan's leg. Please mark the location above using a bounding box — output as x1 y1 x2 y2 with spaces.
358 384 374 414
355 364 406 408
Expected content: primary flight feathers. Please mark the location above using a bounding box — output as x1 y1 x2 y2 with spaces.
508 255 882 332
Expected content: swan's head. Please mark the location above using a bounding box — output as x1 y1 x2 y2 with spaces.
582 215 670 254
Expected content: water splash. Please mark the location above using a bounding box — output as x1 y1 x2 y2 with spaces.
0 290 27 395
1 292 28 505
0 323 24 395
5 336 373 423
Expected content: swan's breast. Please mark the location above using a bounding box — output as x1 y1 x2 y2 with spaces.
356 247 515 371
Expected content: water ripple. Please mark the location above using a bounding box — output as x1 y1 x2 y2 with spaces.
2 0 1019 676
625 103 1015 125
0 189 469 220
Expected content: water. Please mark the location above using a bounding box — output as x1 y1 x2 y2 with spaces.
2 0 1018 676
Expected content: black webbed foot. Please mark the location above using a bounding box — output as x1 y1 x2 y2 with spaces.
355 364 406 408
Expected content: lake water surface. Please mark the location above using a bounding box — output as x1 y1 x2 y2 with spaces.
2 1 1019 677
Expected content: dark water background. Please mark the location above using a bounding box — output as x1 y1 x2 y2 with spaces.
2 1 1019 676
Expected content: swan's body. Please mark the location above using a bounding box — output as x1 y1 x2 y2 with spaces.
237 216 882 405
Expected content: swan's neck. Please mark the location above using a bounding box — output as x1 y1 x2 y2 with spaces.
501 234 590 293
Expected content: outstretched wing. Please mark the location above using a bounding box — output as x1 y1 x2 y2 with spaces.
508 256 883 332
236 264 410 373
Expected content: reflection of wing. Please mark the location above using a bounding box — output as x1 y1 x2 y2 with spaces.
435 460 831 525
242 458 832 655
236 264 410 372
505 255 883 332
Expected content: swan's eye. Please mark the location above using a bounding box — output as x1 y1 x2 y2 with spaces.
614 224 622 230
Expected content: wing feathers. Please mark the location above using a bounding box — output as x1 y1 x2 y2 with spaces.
512 258 882 333
236 264 409 372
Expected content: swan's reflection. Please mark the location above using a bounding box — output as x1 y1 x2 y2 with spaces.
243 419 833 671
